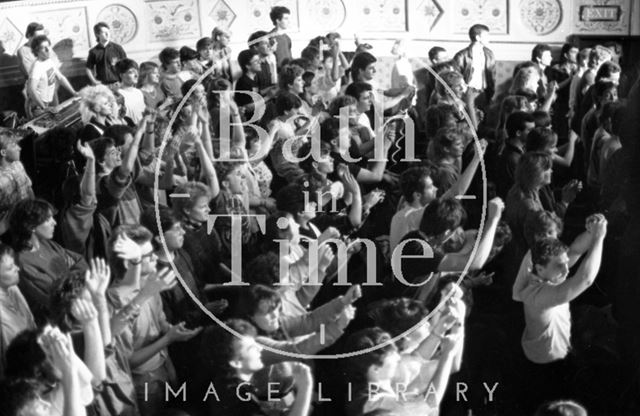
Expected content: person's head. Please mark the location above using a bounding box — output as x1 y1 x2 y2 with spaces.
526 126 557 153
50 271 90 332
0 378 51 416
298 139 333 176
141 206 185 252
588 45 612 70
301 45 321 70
428 46 448 64
215 161 246 195
25 22 45 40
560 43 579 65
351 51 377 82
436 70 467 100
531 238 570 284
270 6 291 30
514 88 540 112
211 27 232 48
237 49 261 75
344 328 400 383
138 61 160 88
4 328 58 385
107 224 156 281
532 110 552 128
368 298 430 352
278 64 305 94
116 58 139 86
327 94 358 123
577 47 591 68
419 197 467 243
506 111 535 141
196 36 214 61
103 124 135 148
79 84 116 122
248 31 271 56
0 243 19 290
524 210 563 249
468 24 489 44
510 67 541 96
30 35 51 60
515 151 553 191
0 131 22 163
593 80 618 107
244 252 283 286
93 22 110 44
172 181 212 223
432 126 466 160
274 90 302 117
302 71 318 97
534 399 588 416
275 183 317 223
239 284 283 333
180 79 206 104
112 91 127 119
199 319 262 380
10 199 56 251
531 44 553 68
159 47 181 73
595 61 621 85
345 81 373 114
89 137 119 173
425 103 458 139
598 101 623 134
179 46 200 72
400 166 437 206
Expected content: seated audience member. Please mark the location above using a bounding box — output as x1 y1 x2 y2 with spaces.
10 199 88 324
0 243 36 375
195 319 314 416
138 61 168 110
5 325 94 416
0 131 34 235
237 284 358 364
116 59 146 124
106 224 201 416
78 85 117 142
159 47 183 100
26 35 78 117
85 22 127 87
343 326 461 416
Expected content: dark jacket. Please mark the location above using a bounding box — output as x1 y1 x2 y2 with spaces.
453 45 497 104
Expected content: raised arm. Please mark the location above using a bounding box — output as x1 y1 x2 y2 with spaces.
76 141 96 205
442 139 486 200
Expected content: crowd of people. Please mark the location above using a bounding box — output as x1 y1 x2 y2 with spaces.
0 7 639 416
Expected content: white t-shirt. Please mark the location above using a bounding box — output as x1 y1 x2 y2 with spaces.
29 59 58 103
118 87 146 124
468 46 486 90
389 205 424 251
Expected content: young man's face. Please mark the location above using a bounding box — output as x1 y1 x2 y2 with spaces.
1 139 21 162
0 253 20 289
516 121 536 141
121 67 139 86
162 222 186 251
539 50 552 67
535 251 570 285
601 87 618 105
101 145 121 172
165 57 181 74
356 90 372 113
566 47 579 64
417 175 438 206
232 335 264 374
199 45 213 61
315 152 334 175
541 165 553 185
35 41 51 61
97 27 110 43
276 14 290 30
248 55 262 73
432 50 448 65
361 63 376 81
476 30 489 45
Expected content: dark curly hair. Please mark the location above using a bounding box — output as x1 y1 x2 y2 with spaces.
10 199 55 252
199 319 257 379
4 328 59 387
344 327 396 383
50 271 88 332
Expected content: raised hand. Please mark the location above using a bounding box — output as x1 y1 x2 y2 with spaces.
341 169 360 195
488 197 505 219
206 299 229 315
290 361 313 389
38 326 76 376
140 267 177 297
336 304 356 330
76 140 95 160
70 297 98 326
562 179 583 204
86 258 111 298
343 284 362 305
318 243 335 272
113 234 142 262
588 213 608 240
164 322 202 343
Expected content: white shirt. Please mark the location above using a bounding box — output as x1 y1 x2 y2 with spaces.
118 87 146 124
389 205 424 251
468 46 486 90
29 59 58 103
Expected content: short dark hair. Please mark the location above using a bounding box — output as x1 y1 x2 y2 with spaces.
141 205 181 249
30 35 50 55
116 58 138 76
274 91 302 116
245 252 281 286
237 49 259 73
428 46 446 61
419 197 466 237
93 22 109 38
531 238 569 269
25 22 44 38
159 47 180 68
327 94 357 116
425 103 458 138
278 64 304 90
248 31 270 48
4 328 57 385
595 61 621 82
238 284 282 319
89 137 116 168
0 378 44 416
345 81 373 101
179 46 199 63
10 198 55 252
368 297 429 345
468 24 489 42
199 319 257 379
196 37 213 52
400 166 432 202
524 210 563 249
532 110 552 128
50 270 88 332
301 45 320 63
531 44 552 62
275 183 307 217
506 111 535 139
104 124 135 147
526 126 556 152
344 328 397 383
351 52 377 81
269 6 291 25
514 151 552 192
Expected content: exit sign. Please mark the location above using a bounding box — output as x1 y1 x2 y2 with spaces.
579 5 621 22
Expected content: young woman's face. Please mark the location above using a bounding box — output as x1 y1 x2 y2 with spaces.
357 91 372 114
34 211 56 241
163 222 186 251
101 145 121 171
252 300 281 333
93 95 113 117
186 196 211 223
233 336 264 374
448 137 465 158
121 68 139 86
224 166 246 195
147 67 160 85
0 253 20 289
541 165 553 185
291 75 304 94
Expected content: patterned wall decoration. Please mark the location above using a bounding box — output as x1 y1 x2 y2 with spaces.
247 0 299 31
209 0 236 30
520 0 562 35
453 0 508 34
573 0 631 34
146 0 201 42
0 17 23 55
35 7 90 51
416 0 444 32
300 0 346 31
355 0 408 32
97 4 138 45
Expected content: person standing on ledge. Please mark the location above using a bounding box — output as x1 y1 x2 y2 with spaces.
86 22 127 90
453 23 496 110
269 6 293 68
